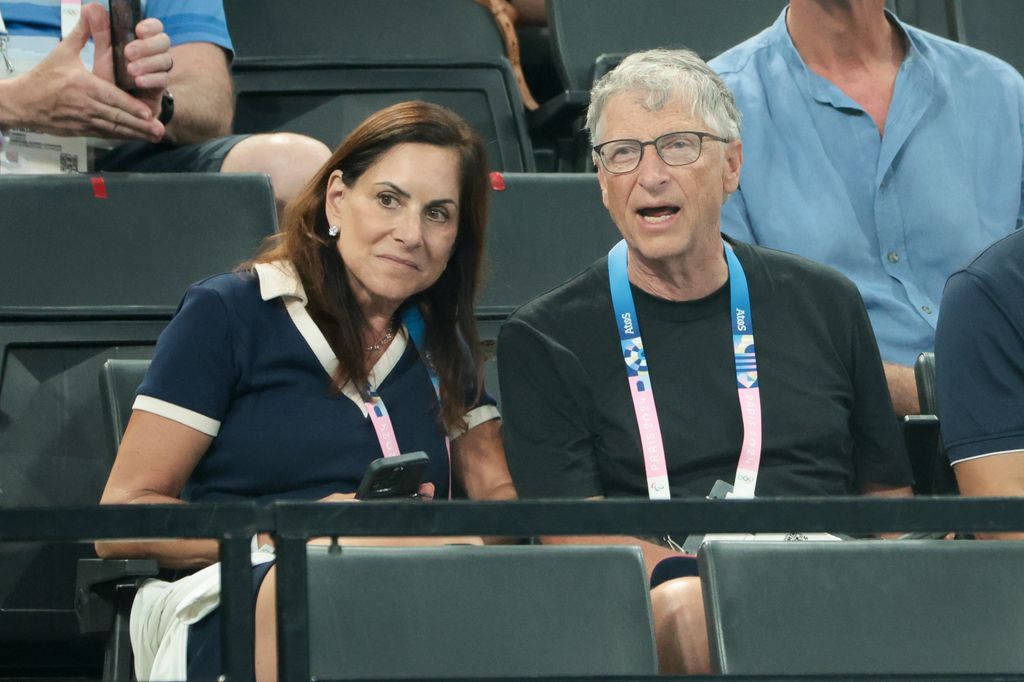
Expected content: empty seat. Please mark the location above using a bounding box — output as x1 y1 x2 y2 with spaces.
0 173 276 668
950 0 1024 74
891 0 956 38
533 0 787 168
99 359 152 454
699 540 1024 675
304 544 657 679
225 0 535 171
479 172 620 319
549 0 788 95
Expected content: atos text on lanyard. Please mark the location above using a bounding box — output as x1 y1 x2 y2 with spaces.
608 239 763 499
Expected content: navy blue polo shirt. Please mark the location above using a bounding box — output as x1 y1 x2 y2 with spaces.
936 231 1024 465
135 261 498 502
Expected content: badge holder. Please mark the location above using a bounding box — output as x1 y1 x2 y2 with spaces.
680 479 734 554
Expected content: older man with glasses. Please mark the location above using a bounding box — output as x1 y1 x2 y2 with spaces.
497 48 913 674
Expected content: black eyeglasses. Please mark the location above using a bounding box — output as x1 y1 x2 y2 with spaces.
592 130 730 174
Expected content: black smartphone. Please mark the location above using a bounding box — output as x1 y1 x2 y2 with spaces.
109 0 142 91
355 451 430 500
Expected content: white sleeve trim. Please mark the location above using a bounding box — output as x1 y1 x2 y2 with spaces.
133 395 221 437
951 449 1024 465
449 404 501 439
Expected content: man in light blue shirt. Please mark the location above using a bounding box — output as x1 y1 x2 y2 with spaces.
710 0 1024 415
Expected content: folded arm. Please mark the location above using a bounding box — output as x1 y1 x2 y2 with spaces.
96 410 218 569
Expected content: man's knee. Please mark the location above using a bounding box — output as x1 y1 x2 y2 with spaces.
221 133 331 207
650 575 710 675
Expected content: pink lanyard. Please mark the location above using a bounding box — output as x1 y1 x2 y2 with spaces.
608 239 764 499
364 309 452 497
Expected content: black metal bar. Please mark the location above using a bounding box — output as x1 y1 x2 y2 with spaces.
4 497 1024 544
276 536 311 682
273 497 1024 538
0 503 265 541
220 535 257 682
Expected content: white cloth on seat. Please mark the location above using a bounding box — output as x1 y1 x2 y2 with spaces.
130 550 275 681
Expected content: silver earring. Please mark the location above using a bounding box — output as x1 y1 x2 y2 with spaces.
328 224 340 238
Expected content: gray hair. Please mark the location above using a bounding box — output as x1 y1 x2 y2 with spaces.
586 48 742 145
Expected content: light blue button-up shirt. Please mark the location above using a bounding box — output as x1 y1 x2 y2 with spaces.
710 8 1024 366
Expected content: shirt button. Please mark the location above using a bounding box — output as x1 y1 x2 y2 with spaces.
887 252 900 263
922 305 933 314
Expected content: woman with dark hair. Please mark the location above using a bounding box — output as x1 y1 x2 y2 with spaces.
96 101 515 681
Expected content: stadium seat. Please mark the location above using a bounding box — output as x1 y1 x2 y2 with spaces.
532 0 788 154
949 0 1024 74
479 172 620 318
0 173 276 675
891 0 956 38
304 544 657 679
98 359 151 455
477 172 620 407
224 0 535 172
902 352 957 494
915 351 939 416
700 540 1024 675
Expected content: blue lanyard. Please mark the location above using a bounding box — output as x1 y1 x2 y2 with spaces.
607 239 763 499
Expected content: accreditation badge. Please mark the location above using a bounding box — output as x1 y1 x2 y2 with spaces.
1 128 87 174
0 35 88 174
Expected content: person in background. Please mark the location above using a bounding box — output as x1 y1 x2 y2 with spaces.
498 49 912 674
936 229 1024 540
96 101 515 681
0 0 330 214
709 0 1024 415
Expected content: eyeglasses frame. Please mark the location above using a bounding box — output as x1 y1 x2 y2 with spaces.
592 130 731 174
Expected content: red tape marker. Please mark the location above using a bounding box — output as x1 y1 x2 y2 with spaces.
90 176 108 199
489 171 506 191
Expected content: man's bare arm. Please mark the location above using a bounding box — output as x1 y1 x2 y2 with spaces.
883 362 920 417
161 42 233 145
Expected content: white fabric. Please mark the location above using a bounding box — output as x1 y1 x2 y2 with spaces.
252 260 491 430
133 395 221 437
131 550 274 681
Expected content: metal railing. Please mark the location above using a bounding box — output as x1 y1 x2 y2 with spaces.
3 496 1024 681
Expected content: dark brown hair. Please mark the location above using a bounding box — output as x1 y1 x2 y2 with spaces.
245 101 490 432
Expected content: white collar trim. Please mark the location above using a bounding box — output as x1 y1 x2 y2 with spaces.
253 260 407 417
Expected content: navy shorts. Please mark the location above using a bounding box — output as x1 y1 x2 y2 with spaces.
650 555 700 589
94 134 249 173
186 560 275 680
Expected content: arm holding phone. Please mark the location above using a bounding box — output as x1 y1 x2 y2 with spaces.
0 2 230 145
0 3 165 141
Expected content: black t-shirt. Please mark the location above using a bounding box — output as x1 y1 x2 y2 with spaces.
497 239 913 499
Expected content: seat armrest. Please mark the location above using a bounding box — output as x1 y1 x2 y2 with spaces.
75 558 160 635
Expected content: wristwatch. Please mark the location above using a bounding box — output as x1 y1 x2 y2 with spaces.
158 91 175 126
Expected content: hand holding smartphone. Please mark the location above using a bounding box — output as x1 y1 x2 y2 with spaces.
109 0 142 91
355 451 430 500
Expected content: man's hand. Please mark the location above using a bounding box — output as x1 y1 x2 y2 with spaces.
119 16 173 115
2 3 164 141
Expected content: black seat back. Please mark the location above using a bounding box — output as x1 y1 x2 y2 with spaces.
700 540 1024 674
225 0 534 171
99 359 152 454
915 351 939 416
547 0 788 95
479 172 620 318
951 0 1024 74
306 544 657 678
0 174 276 669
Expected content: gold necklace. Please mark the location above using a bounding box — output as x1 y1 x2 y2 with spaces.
364 323 396 352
